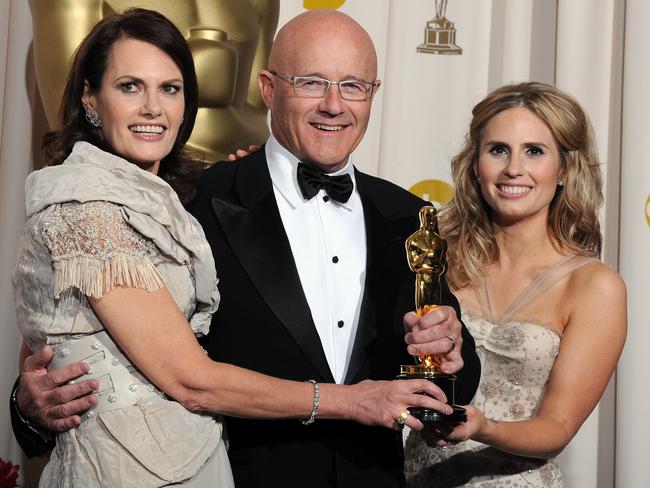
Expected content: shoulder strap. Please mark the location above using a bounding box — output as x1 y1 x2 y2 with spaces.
473 278 496 324
500 254 597 324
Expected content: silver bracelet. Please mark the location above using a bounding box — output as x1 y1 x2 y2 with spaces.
301 379 319 426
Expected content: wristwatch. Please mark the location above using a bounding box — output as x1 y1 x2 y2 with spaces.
9 378 55 457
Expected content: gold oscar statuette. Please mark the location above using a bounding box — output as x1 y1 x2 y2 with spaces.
399 206 466 424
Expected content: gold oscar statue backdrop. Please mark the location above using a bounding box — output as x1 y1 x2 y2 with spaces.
28 0 280 162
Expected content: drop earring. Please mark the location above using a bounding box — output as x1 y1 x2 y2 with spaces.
84 109 102 128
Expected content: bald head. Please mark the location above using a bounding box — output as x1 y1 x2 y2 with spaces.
269 10 377 78
258 10 381 173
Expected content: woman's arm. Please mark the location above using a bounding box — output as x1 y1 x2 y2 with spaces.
91 285 453 429
445 264 627 458
32 199 450 430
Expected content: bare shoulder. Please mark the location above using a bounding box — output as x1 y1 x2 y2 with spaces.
564 260 627 332
568 259 626 299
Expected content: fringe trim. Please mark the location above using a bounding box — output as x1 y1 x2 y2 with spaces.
52 254 165 299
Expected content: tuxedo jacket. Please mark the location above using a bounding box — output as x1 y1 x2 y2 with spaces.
187 149 481 488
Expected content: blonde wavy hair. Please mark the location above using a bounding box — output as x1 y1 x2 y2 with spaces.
440 82 603 290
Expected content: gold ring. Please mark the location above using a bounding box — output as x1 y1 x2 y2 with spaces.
396 409 410 425
445 336 456 353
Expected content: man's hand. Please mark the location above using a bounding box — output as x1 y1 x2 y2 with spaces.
347 379 453 431
403 306 464 374
18 345 98 431
227 145 261 160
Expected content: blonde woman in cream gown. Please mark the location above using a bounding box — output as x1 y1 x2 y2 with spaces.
406 255 595 487
404 82 627 487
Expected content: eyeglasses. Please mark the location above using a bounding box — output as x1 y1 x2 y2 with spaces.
270 71 378 101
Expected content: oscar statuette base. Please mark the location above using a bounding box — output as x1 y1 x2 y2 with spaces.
397 365 467 425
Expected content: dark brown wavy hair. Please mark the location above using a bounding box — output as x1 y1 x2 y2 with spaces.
41 8 204 202
440 82 603 289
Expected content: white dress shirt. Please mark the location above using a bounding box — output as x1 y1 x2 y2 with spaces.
265 136 367 383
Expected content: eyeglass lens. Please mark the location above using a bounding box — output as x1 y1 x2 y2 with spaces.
293 77 372 100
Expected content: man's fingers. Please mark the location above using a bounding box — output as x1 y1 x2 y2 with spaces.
405 379 448 405
47 378 98 405
439 350 464 374
22 345 55 372
228 147 258 160
38 362 91 390
404 317 456 346
403 311 419 332
406 339 455 357
418 306 453 329
404 415 424 431
409 393 452 415
49 415 82 432
48 394 98 423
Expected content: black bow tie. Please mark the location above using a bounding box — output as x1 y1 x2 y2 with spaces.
297 163 353 203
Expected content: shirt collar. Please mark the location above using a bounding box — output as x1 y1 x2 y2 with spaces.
265 135 357 210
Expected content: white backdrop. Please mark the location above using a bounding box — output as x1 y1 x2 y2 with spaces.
1 1 647 486
616 0 650 486
0 1 35 483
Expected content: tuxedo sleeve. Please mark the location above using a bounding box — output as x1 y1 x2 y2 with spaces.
10 378 55 457
441 278 481 405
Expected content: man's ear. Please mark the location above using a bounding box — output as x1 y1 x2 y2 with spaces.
81 80 97 111
258 70 274 110
370 79 381 99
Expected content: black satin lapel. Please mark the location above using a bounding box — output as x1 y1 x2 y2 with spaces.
210 174 334 383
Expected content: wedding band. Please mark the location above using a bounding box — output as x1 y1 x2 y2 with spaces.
445 336 456 353
396 409 410 425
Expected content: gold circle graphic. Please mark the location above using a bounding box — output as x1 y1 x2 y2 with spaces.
409 179 454 206
645 194 650 228
304 0 345 9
